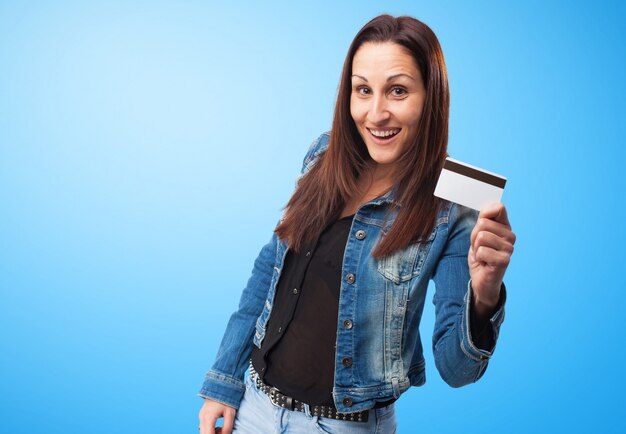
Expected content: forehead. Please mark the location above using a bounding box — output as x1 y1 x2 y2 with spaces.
351 42 419 76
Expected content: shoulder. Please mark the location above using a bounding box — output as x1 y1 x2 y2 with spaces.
300 131 331 174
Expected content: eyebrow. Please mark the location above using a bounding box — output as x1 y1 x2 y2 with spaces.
351 73 416 83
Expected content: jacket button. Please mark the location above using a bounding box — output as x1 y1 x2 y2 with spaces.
342 397 353 407
343 319 353 329
346 273 355 284
342 357 353 367
355 230 366 240
292 288 299 294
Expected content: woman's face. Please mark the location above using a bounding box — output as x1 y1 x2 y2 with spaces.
350 42 426 171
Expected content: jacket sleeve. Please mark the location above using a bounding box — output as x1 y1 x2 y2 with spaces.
197 232 278 408
431 203 506 388
197 132 331 408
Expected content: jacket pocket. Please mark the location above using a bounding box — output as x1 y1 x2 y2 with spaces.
377 228 436 284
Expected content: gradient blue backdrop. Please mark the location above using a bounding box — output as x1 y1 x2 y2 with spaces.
1 1 624 433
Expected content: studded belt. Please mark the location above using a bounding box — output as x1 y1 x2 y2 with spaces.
249 362 369 423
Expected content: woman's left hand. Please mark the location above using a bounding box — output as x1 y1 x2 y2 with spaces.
468 202 516 308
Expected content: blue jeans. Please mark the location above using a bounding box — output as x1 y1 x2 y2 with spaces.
232 374 397 434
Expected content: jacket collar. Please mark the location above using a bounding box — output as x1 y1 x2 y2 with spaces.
367 184 402 207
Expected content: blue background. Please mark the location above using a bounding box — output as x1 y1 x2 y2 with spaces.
1 1 624 433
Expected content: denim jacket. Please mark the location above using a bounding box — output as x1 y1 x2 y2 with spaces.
198 132 506 413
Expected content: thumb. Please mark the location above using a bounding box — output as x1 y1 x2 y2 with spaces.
479 202 510 227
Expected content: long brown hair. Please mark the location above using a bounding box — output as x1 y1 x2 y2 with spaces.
275 14 449 258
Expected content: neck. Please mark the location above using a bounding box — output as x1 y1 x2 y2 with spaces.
366 162 395 191
355 163 395 201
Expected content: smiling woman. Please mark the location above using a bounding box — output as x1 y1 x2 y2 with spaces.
198 14 515 434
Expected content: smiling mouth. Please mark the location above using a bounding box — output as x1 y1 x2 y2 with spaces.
368 128 401 138
367 128 401 143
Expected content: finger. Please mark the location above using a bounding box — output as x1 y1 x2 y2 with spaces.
199 416 217 434
221 410 236 434
471 217 516 248
478 202 511 227
471 221 515 254
472 230 514 256
475 245 511 268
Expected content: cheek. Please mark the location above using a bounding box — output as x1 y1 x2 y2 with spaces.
411 99 426 124
350 97 365 123
402 106 424 129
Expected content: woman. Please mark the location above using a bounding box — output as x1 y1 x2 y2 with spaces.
198 14 515 434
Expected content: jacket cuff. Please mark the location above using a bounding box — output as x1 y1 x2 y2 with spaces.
197 369 246 410
460 280 506 361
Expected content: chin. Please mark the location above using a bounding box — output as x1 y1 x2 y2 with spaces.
367 152 400 167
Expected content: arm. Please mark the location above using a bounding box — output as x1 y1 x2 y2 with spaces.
469 282 507 350
197 131 331 408
197 233 278 408
431 204 507 387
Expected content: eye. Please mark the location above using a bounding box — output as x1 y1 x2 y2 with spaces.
354 86 371 95
390 86 407 97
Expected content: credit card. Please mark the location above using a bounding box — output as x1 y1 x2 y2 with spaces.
434 157 507 211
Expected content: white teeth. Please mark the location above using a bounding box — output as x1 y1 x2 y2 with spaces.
370 129 399 138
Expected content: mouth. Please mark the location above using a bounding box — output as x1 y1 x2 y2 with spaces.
367 128 401 144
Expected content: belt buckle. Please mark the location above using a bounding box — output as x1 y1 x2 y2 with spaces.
268 386 282 408
268 386 295 411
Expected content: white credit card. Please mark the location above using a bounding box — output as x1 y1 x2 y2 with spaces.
434 157 507 211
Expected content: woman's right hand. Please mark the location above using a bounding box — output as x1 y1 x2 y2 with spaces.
198 398 237 434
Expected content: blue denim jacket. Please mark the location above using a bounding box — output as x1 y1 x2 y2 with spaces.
198 132 506 413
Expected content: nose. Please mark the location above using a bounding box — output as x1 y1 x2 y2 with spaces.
367 95 390 124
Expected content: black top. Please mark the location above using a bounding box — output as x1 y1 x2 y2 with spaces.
251 214 497 407
251 214 354 406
